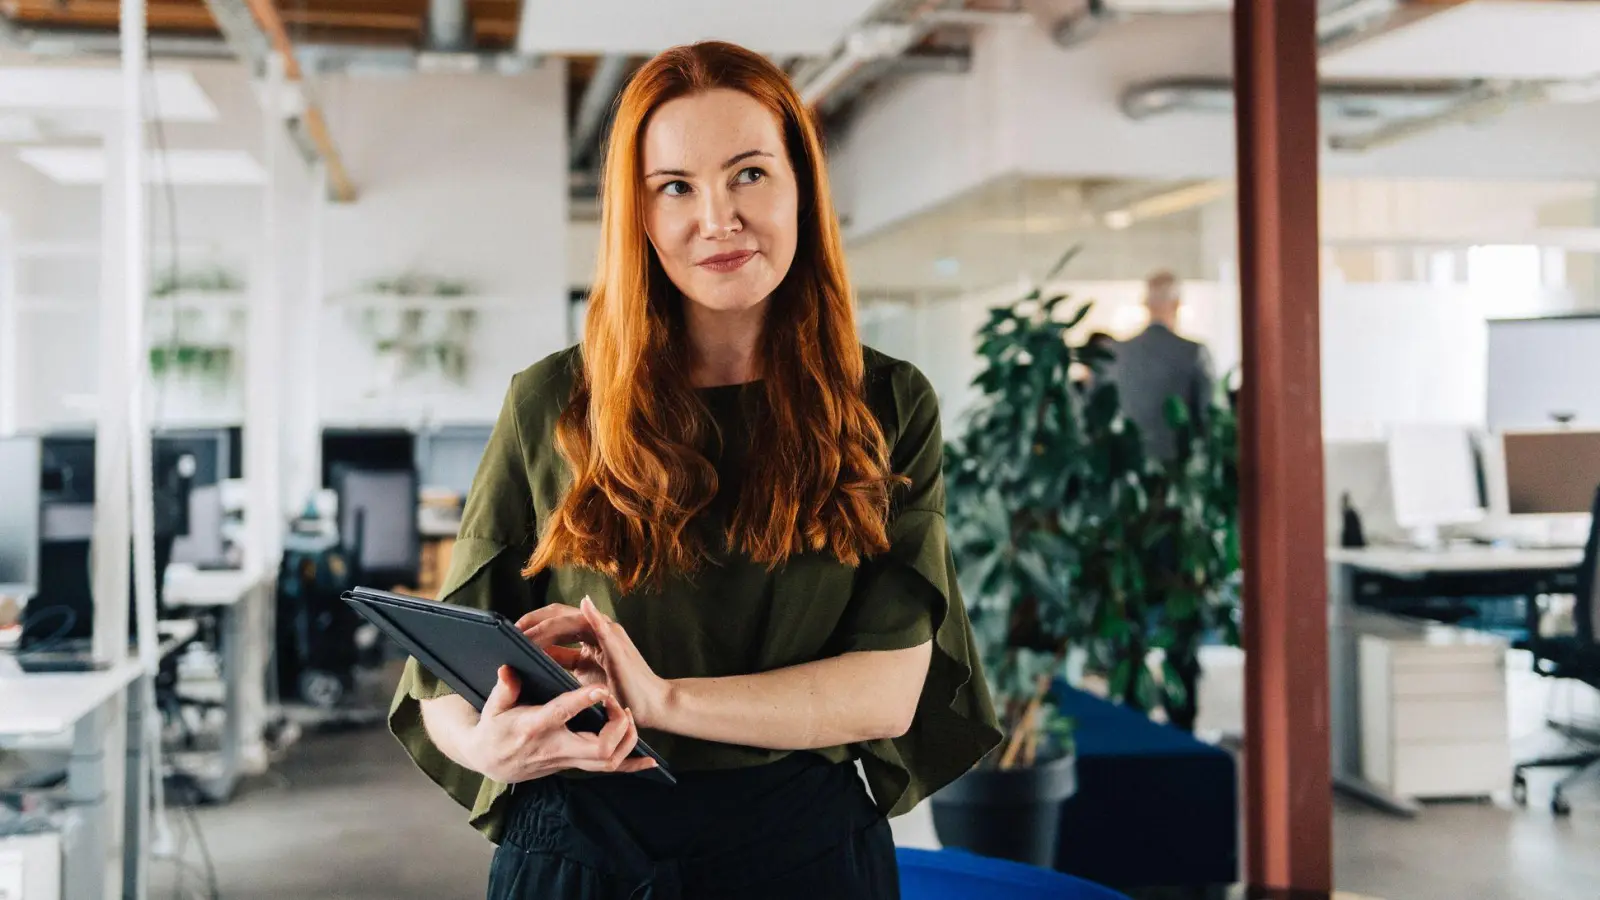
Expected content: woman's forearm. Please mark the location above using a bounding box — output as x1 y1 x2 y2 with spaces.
656 643 932 750
420 694 481 770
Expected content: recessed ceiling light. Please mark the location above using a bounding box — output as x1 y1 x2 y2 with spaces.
0 68 218 122
18 147 267 185
0 114 42 143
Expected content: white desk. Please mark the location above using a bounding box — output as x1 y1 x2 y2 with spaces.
0 658 141 736
162 564 274 803
1328 544 1581 815
1327 545 1583 577
1 659 148 900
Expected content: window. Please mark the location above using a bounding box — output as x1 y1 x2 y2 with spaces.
1465 244 1541 294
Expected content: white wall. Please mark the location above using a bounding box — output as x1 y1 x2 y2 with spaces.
315 64 569 426
4 61 569 438
1319 283 1491 441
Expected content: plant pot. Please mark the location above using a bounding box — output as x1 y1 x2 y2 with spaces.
929 751 1076 869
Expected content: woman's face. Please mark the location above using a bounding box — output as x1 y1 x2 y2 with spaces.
641 89 799 318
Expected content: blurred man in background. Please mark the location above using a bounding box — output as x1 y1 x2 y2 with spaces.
1104 271 1214 460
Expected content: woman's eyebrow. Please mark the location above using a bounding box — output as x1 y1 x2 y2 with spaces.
644 149 774 180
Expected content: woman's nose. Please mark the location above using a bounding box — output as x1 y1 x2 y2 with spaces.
698 189 741 239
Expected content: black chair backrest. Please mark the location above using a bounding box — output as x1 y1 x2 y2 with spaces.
1576 485 1600 646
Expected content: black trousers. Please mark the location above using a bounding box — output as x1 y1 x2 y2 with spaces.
487 753 900 900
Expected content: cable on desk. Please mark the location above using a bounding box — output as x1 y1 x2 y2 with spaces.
15 605 76 655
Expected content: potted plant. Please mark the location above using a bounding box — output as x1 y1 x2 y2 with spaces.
932 249 1090 868
931 249 1241 867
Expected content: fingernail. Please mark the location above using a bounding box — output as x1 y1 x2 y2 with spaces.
590 689 606 702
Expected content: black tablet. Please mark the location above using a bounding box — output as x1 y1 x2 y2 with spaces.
344 586 674 784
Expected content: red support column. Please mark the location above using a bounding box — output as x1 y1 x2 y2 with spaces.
1233 2 1332 898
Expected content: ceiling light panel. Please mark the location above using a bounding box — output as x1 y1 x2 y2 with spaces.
0 68 218 121
18 148 266 186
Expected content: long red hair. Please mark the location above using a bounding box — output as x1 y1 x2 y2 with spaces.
526 41 903 593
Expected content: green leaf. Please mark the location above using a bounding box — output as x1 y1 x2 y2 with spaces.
1109 657 1134 700
1161 657 1189 708
1135 663 1161 711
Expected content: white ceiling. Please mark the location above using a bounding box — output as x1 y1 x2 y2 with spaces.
1321 0 1600 81
514 0 879 55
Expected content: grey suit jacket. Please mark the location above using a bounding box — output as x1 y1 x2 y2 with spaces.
1102 324 1214 461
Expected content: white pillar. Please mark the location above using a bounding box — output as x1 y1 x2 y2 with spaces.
92 124 131 664
286 163 327 512
245 57 286 571
0 215 17 436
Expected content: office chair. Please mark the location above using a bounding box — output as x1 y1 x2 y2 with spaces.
1512 484 1600 816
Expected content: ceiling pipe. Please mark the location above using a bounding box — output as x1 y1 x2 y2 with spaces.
1053 0 1408 52
426 0 469 52
1051 0 1113 50
794 0 964 110
569 54 630 170
1326 80 1551 153
817 47 971 117
1120 77 1484 121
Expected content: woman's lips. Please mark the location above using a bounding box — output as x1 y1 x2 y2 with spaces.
697 250 755 273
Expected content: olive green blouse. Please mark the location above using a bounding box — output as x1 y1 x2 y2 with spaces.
387 346 1001 844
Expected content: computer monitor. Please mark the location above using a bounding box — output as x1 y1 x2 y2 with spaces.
1385 424 1486 533
333 465 421 589
154 428 228 488
1502 429 1600 516
0 436 42 597
321 428 416 488
1323 439 1403 546
419 426 493 497
41 433 95 502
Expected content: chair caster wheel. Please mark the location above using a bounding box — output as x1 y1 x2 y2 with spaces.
300 669 346 709
1552 794 1571 817
1512 774 1528 806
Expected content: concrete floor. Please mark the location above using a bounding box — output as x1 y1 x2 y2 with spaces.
148 657 1600 900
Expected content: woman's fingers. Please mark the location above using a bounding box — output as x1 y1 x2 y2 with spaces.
605 711 641 769
514 604 585 632
542 644 586 669
525 617 598 648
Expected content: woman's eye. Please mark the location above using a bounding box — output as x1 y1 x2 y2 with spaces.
661 180 691 197
733 167 765 186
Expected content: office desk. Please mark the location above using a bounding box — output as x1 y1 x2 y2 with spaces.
1328 545 1582 815
163 565 274 802
0 658 149 900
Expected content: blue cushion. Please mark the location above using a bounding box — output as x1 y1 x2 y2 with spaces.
1048 682 1238 888
898 847 1131 900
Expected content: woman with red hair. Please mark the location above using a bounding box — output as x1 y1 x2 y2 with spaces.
389 40 1000 899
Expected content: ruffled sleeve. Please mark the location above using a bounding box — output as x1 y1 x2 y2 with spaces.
387 370 544 843
848 361 1004 817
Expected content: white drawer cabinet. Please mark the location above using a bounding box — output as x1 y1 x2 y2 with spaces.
1359 632 1510 800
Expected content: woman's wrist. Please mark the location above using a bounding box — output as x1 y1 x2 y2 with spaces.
635 677 680 732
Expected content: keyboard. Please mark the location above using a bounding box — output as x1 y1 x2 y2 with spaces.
15 650 109 673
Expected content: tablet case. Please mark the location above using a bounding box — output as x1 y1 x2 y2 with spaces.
344 586 674 784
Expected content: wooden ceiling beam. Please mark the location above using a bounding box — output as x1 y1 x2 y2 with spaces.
239 0 357 201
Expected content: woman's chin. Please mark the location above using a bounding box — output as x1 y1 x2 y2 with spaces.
682 284 773 317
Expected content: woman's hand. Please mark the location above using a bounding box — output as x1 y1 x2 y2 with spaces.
516 605 609 689
456 665 658 784
523 597 673 731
